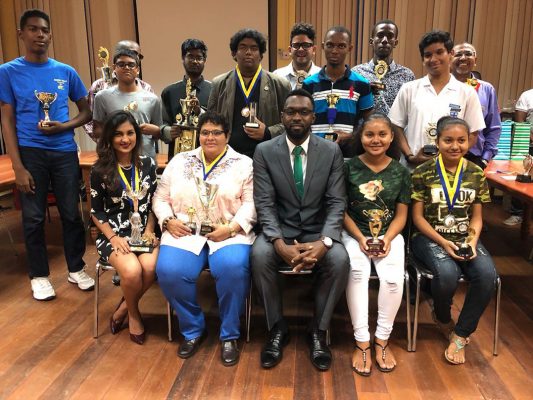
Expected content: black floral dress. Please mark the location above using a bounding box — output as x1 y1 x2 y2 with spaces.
90 155 157 261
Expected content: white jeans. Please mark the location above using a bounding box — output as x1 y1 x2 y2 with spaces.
342 231 405 342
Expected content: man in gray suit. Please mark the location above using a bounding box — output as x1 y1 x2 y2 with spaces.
251 89 349 371
207 28 291 158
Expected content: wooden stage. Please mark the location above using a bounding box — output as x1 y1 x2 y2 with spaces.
0 195 531 399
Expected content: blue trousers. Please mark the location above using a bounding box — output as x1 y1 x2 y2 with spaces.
156 244 251 341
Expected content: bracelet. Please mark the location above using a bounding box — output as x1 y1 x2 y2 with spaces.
108 234 117 241
162 216 176 231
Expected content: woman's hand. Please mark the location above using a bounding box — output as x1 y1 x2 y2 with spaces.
143 231 159 248
166 219 192 238
110 235 131 254
205 224 231 242
357 237 372 257
374 236 391 258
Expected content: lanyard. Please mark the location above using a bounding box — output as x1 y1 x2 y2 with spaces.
235 65 262 104
201 147 228 181
436 154 464 213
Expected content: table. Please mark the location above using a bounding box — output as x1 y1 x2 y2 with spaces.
0 155 16 192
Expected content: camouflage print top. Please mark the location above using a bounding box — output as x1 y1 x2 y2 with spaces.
345 156 411 237
411 158 490 242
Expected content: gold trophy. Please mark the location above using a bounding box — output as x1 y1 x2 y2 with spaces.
35 91 58 127
97 46 112 85
363 209 386 256
423 122 438 156
194 177 219 236
516 154 533 183
126 183 154 253
185 206 198 234
174 78 199 155
456 227 476 259
371 60 388 92
325 93 340 141
295 70 308 89
244 101 260 129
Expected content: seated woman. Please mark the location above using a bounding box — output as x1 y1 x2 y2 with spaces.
411 116 497 365
342 113 411 376
153 111 255 367
90 110 159 345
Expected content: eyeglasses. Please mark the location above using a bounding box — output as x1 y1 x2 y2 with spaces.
454 51 476 58
115 61 138 69
185 54 205 62
283 109 313 117
200 129 225 137
290 42 314 50
324 42 348 50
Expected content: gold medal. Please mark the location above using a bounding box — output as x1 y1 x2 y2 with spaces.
241 107 250 118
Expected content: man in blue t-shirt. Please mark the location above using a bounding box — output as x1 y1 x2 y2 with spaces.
0 9 94 300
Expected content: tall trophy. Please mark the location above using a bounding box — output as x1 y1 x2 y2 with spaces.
325 93 340 141
244 102 260 128
516 154 533 183
363 209 386 256
295 70 308 89
35 91 58 127
126 183 154 253
97 46 112 85
194 177 219 236
456 227 476 259
423 122 438 156
174 78 199 154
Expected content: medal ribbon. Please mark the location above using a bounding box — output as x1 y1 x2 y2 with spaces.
436 154 464 213
201 146 228 181
117 165 139 207
235 65 262 104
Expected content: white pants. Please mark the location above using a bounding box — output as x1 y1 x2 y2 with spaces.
342 231 405 342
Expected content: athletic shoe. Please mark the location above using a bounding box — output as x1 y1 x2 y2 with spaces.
503 215 523 226
31 277 56 301
68 267 95 291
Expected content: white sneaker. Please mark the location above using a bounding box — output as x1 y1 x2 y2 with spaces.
31 277 56 301
68 267 95 291
503 215 523 226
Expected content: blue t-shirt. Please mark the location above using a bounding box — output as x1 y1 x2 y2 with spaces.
0 57 87 151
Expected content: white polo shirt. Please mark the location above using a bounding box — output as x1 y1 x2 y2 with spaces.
389 74 485 157
273 62 322 90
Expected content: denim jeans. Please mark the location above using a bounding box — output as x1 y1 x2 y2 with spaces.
19 147 86 278
411 234 497 338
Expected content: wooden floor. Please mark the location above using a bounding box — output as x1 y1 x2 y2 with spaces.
0 196 531 400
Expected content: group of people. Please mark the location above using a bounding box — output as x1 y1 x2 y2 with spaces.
0 8 507 373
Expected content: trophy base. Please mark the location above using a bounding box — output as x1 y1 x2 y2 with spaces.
245 122 260 129
366 238 385 256
40 121 51 128
422 144 438 156
129 242 154 254
324 132 338 142
200 223 214 236
185 222 197 235
456 244 473 259
516 174 533 183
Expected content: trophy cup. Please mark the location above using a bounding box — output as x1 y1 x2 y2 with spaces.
456 228 476 259
423 122 438 156
325 93 340 141
185 206 198 234
126 183 154 253
97 46 112 85
363 209 386 256
174 78 199 155
516 154 533 183
35 91 58 127
295 70 308 89
371 60 388 93
194 177 219 236
244 102 260 129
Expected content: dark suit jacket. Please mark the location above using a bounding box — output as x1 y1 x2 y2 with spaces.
207 68 291 137
253 133 346 243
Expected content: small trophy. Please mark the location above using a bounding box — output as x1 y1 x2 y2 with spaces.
423 122 438 156
456 228 476 259
295 70 308 89
325 93 340 141
244 102 260 129
185 206 198 234
363 209 386 256
194 177 219 236
516 154 533 183
174 78 199 155
370 60 388 93
35 91 58 127
97 46 112 85
126 183 154 253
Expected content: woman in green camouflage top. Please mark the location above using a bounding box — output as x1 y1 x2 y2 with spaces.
411 116 497 365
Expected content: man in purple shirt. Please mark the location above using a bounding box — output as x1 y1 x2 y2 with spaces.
451 42 501 169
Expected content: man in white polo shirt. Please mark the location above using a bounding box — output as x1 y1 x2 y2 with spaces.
389 30 485 167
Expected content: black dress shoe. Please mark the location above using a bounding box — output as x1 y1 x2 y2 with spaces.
307 330 332 371
221 340 240 366
261 328 290 369
178 331 207 359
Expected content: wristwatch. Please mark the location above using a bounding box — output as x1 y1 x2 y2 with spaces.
321 236 333 249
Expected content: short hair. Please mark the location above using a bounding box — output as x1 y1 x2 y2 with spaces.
20 9 50 30
436 116 471 138
372 19 399 36
113 48 140 65
324 26 352 42
229 29 267 55
181 39 208 59
290 22 316 43
353 112 401 159
198 111 230 135
454 42 477 56
419 30 454 57
284 88 315 109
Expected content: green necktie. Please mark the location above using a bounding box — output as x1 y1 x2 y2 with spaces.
292 145 304 198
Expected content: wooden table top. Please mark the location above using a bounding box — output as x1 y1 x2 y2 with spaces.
485 160 533 204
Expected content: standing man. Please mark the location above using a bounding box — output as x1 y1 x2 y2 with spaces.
389 31 485 167
451 42 501 169
160 39 212 160
352 19 415 114
208 28 291 158
273 23 321 89
302 26 374 156
251 89 349 371
0 9 95 300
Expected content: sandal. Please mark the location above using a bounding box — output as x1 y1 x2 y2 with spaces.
374 340 396 372
444 333 467 365
351 343 371 377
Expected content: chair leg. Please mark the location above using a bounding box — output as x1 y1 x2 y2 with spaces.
93 262 101 338
326 329 331 346
405 270 412 352
245 281 252 343
411 270 422 352
167 302 173 342
493 276 501 356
